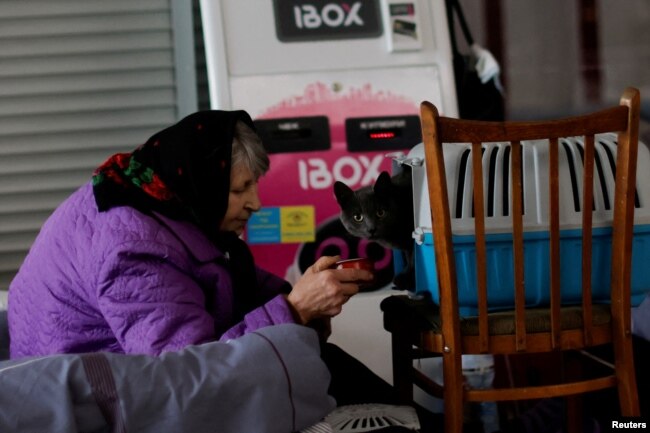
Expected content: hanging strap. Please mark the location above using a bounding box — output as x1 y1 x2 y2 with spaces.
445 0 475 55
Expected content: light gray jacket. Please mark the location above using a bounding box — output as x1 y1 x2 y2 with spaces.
0 323 335 433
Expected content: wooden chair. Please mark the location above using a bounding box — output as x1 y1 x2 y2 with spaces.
381 87 641 433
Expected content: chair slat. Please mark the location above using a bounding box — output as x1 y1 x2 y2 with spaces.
471 142 489 352
511 140 526 351
549 137 561 349
581 134 595 346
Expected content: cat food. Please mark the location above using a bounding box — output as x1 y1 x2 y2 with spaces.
334 257 374 272
334 258 375 286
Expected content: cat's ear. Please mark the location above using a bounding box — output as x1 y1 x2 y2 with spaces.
333 181 354 206
373 171 393 195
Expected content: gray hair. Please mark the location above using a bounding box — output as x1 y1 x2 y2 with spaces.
232 120 269 179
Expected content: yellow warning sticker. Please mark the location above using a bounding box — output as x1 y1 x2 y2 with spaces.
280 206 315 243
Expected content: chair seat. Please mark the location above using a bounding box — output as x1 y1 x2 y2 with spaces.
381 295 611 336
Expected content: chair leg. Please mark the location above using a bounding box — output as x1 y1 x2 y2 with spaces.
391 331 414 403
564 351 583 433
565 395 582 433
442 350 464 433
614 335 640 416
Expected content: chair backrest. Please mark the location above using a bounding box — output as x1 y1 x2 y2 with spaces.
420 87 641 354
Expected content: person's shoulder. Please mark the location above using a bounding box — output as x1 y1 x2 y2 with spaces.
38 182 97 235
56 183 163 246
60 184 220 259
96 205 166 243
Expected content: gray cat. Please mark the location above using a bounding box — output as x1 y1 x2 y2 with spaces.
333 169 415 290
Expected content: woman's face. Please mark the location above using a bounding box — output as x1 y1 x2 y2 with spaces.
220 163 262 235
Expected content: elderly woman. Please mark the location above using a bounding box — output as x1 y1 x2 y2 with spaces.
6 111 445 431
8 110 371 356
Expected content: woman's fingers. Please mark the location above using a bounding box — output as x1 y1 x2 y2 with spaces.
309 255 340 273
287 257 374 323
333 268 374 284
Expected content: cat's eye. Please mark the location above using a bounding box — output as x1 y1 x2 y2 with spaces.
353 214 364 223
376 209 386 218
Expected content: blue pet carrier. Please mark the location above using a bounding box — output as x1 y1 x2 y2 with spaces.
397 133 650 314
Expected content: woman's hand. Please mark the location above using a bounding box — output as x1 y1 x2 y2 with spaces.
286 255 374 325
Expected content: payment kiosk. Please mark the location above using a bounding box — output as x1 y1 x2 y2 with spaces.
201 0 457 385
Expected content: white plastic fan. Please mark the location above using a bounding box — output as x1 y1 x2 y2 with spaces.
323 404 420 432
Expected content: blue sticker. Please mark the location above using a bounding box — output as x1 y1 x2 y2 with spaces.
247 207 281 244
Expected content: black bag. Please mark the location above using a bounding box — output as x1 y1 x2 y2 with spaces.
446 0 505 121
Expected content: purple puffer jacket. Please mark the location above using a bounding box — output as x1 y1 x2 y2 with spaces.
8 182 296 359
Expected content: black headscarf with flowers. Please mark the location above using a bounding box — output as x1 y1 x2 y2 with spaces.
92 110 262 322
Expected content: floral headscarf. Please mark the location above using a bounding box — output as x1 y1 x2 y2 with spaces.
92 110 263 321
92 110 256 236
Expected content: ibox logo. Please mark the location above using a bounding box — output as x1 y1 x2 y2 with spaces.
274 0 382 42
294 3 364 29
